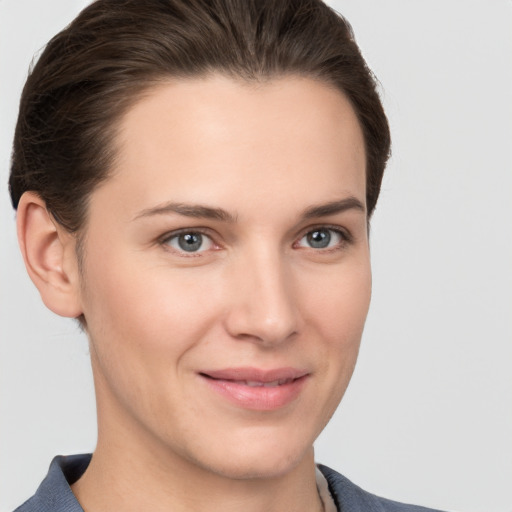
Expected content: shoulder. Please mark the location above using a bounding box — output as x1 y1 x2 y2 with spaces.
318 464 448 512
13 454 91 512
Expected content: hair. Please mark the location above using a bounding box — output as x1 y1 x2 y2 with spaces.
9 0 390 234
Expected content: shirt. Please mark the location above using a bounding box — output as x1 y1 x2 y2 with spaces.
13 454 446 512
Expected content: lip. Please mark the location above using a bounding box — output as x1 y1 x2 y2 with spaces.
198 367 309 411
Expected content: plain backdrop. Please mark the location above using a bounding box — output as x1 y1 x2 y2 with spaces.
1 1 511 511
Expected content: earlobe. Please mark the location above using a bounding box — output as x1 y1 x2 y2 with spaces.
16 191 83 318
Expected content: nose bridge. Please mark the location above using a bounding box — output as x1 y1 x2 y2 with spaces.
225 242 299 345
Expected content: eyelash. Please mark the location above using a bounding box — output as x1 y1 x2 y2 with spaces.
158 225 352 256
294 225 352 252
159 228 218 256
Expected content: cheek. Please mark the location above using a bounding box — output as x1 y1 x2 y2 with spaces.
304 256 372 344
302 259 371 416
79 251 222 391
80 262 229 438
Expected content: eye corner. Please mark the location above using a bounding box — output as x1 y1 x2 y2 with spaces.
159 229 220 256
294 225 353 252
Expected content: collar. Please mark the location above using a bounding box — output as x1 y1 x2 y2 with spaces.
18 455 341 512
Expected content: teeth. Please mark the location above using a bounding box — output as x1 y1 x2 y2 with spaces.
243 379 290 387
245 381 264 387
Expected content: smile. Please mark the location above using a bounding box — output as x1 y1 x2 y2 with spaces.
199 367 309 411
241 379 293 387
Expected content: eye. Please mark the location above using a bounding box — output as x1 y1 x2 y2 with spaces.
296 227 347 250
163 231 215 253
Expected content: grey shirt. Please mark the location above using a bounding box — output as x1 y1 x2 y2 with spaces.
14 454 446 512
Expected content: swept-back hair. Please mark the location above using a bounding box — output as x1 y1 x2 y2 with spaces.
9 0 390 232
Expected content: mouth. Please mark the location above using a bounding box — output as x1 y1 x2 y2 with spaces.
198 367 309 411
225 378 296 388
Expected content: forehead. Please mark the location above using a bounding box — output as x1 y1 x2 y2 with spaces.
93 74 366 219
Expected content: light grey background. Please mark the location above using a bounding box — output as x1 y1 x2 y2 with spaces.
1 1 511 511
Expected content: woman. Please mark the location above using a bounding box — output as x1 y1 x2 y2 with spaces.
7 0 448 511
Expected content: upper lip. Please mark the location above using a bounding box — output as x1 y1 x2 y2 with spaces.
199 367 309 383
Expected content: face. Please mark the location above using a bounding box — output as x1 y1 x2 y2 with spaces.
77 75 370 479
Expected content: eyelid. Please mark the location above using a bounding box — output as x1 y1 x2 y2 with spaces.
156 224 352 254
299 223 352 239
294 224 353 249
158 227 220 255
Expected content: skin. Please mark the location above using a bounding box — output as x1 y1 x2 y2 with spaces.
18 75 370 512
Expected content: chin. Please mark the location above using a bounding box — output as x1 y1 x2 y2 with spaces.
203 453 308 481
184 429 315 481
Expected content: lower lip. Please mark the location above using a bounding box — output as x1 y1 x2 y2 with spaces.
200 375 308 411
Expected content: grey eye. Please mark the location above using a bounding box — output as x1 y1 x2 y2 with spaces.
166 232 213 253
298 228 344 250
307 229 331 248
178 233 203 251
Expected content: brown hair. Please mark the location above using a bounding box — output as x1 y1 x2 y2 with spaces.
9 0 390 233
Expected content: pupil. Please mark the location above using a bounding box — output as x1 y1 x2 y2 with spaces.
307 230 330 249
178 233 202 252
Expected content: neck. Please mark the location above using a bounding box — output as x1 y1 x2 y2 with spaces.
73 444 322 512
72 423 323 512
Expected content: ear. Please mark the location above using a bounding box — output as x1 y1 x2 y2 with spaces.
16 191 83 318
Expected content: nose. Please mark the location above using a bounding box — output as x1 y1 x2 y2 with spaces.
223 248 300 346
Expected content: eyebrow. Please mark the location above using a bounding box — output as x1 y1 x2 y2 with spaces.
134 202 237 222
134 196 365 223
300 197 366 219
